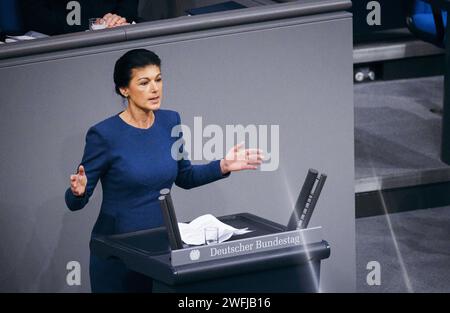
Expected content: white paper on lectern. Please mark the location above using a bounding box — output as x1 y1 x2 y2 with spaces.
6 35 36 42
178 214 252 245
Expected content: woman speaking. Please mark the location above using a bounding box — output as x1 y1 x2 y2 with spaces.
65 49 263 292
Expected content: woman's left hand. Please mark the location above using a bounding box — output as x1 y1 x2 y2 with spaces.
220 142 264 174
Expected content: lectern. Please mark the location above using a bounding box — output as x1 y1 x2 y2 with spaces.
91 169 330 292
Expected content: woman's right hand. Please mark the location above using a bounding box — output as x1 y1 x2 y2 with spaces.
70 165 87 197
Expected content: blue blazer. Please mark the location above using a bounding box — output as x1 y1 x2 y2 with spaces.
65 109 228 292
65 109 228 236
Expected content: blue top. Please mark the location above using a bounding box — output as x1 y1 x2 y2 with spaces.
65 109 228 236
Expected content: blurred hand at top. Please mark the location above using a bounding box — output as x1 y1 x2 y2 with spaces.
102 13 130 28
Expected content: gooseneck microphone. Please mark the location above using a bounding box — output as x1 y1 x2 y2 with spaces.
287 169 327 230
159 188 184 250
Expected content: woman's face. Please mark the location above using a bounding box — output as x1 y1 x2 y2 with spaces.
121 65 163 111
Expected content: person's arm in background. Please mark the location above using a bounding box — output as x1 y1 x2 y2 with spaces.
100 0 139 28
19 0 71 35
112 0 139 23
101 0 137 29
